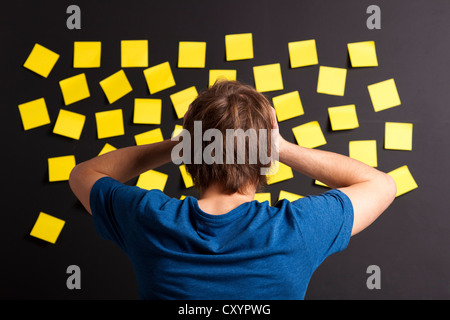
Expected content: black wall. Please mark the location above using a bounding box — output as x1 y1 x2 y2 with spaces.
2 0 449 299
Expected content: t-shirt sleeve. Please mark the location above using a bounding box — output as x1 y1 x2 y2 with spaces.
290 189 354 270
89 176 169 252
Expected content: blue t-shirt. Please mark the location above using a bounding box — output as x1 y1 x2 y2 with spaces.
90 177 353 300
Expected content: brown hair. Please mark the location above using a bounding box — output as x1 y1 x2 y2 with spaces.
183 80 274 194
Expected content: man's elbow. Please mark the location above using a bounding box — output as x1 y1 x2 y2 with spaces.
69 162 79 180
68 164 80 193
382 173 397 204
68 163 96 215
68 163 88 194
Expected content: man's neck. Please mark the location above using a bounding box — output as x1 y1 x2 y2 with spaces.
197 184 256 215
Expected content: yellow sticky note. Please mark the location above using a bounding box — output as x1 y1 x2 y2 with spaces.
59 73 90 105
99 70 133 104
23 43 59 78
48 155 76 182
253 63 284 93
133 98 162 125
136 170 168 191
179 164 194 188
278 190 303 202
225 33 254 61
143 61 176 94
317 66 347 96
272 91 304 122
180 195 187 200
288 39 318 68
385 122 413 151
30 212 65 244
73 41 101 68
95 109 125 139
121 40 148 68
368 78 401 112
18 97 50 131
349 140 377 167
172 124 184 138
292 121 327 149
347 41 378 67
98 143 117 156
178 41 207 68
266 161 294 185
328 104 359 131
135 128 164 145
170 86 198 119
388 165 418 197
209 69 237 87
254 193 271 205
53 109 86 140
315 180 330 188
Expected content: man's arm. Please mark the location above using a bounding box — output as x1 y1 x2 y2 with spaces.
278 141 396 236
69 139 178 215
272 110 396 236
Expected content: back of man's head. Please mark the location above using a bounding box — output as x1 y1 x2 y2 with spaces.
183 80 275 194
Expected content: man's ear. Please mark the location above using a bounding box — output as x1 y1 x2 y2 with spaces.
270 107 278 130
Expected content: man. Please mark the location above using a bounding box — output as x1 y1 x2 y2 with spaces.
69 80 396 299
